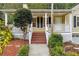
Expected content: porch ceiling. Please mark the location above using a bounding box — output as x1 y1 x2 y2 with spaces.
53 13 68 16
32 12 69 16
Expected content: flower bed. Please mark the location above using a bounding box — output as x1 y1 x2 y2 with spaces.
64 42 79 56
18 45 29 56
0 19 13 55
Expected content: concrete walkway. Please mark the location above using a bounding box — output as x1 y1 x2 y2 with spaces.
29 44 49 56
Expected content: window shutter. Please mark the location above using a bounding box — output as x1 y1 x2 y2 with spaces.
74 16 76 27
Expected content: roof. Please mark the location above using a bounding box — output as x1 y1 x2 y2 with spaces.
0 9 71 13
72 4 79 10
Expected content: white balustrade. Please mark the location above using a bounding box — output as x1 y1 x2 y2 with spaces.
28 23 32 44
53 24 70 33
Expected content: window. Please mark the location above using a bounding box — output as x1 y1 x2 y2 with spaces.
72 34 79 37
74 16 79 27
47 16 51 24
77 17 79 26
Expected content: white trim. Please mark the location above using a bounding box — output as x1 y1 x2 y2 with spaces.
45 13 48 31
23 4 28 9
70 13 73 33
4 12 8 26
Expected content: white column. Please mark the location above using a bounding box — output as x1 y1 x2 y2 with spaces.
69 13 73 41
45 13 48 31
4 13 8 26
23 4 28 9
45 13 48 45
70 13 72 33
51 3 53 32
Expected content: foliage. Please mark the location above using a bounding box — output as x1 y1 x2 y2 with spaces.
0 19 13 54
8 13 14 24
27 3 50 9
0 11 5 20
18 45 29 56
0 3 22 9
14 8 32 39
0 3 77 9
0 47 2 54
48 33 63 56
0 19 5 27
48 33 63 48
64 52 79 56
0 11 5 27
54 3 77 9
50 46 64 56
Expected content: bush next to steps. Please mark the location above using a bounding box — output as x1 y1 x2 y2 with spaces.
48 33 63 48
18 45 29 56
50 46 64 56
48 33 64 56
0 19 13 54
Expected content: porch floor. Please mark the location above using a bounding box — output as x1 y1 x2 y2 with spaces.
2 39 29 56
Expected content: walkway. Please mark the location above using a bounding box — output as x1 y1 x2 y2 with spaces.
29 44 49 56
2 39 29 56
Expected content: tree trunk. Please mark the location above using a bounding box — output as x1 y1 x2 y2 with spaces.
23 32 26 40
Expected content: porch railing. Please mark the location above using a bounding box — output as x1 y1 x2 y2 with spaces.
45 24 51 45
53 24 70 33
27 24 32 44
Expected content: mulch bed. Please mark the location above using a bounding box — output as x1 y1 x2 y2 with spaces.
64 41 79 54
2 38 29 56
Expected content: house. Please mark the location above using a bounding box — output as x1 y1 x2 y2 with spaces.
1 3 79 44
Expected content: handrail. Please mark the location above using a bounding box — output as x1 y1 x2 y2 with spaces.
45 24 51 45
28 24 32 44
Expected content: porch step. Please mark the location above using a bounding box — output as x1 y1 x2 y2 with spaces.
31 32 46 44
31 41 46 44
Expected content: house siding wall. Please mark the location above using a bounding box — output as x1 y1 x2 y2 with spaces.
72 9 79 32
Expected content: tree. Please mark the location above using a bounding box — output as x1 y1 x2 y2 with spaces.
27 3 49 9
53 3 77 9
0 11 5 20
14 8 32 39
0 11 5 27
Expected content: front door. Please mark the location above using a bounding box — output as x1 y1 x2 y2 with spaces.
54 16 62 32
55 17 62 24
33 16 44 32
37 17 43 28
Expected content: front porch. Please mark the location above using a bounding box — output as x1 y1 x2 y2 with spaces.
31 11 72 33
2 9 72 44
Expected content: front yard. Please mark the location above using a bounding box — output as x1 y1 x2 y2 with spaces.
64 42 79 56
2 39 29 56
48 33 79 56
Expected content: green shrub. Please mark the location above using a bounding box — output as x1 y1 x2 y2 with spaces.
64 52 79 56
0 47 2 54
0 19 5 27
0 19 13 54
50 46 64 56
48 33 63 48
18 45 29 56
